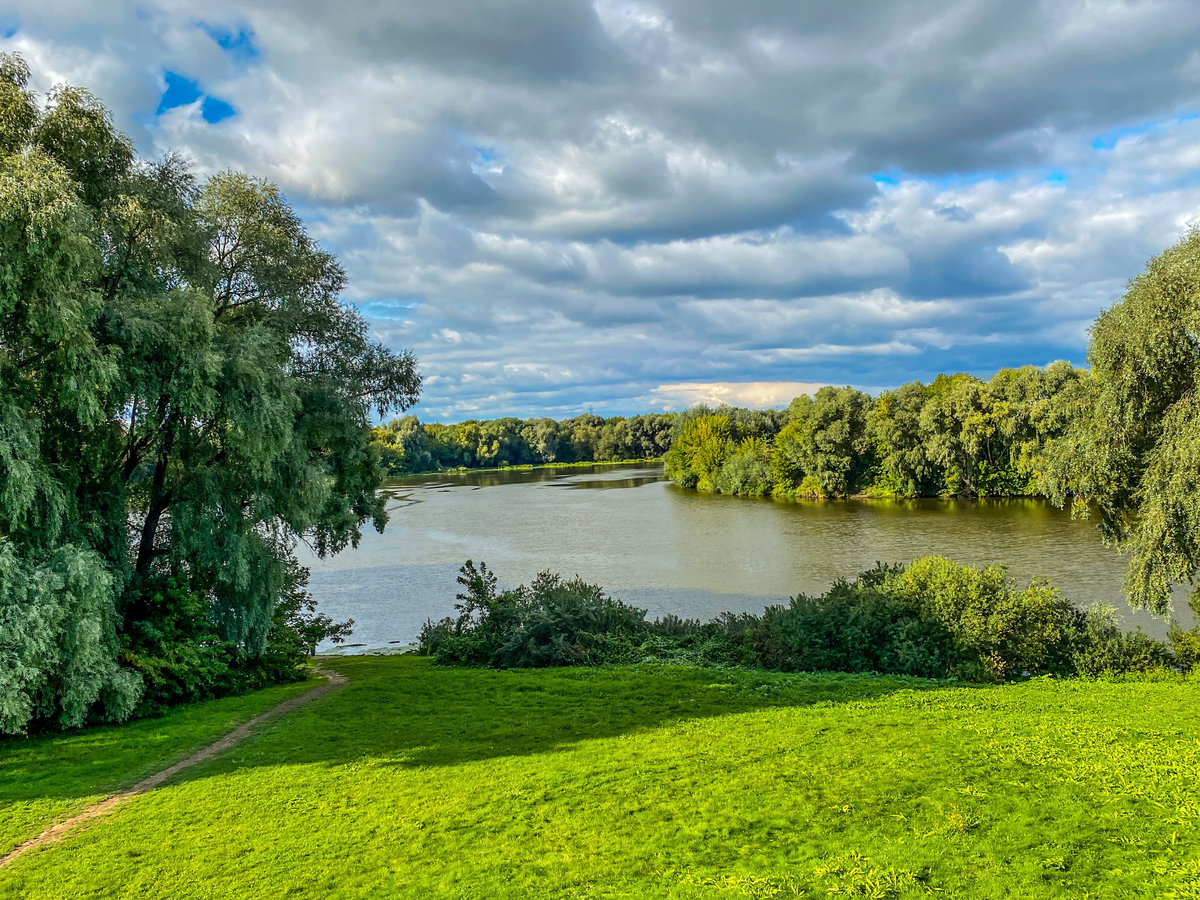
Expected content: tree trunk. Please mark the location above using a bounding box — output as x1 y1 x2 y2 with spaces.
135 451 171 575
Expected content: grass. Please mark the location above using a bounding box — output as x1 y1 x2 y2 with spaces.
0 676 315 857
4 657 1200 897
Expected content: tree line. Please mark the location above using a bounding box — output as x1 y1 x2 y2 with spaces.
667 225 1200 621
665 362 1090 500
371 413 676 474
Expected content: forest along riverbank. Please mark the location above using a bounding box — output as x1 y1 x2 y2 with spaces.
298 463 1181 653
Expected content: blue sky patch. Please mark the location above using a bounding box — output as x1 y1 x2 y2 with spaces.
156 71 202 114
359 299 426 321
1091 112 1200 150
200 95 236 123
196 21 260 63
157 70 236 123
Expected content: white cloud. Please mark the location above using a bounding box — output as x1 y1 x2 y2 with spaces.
648 381 830 409
5 0 1200 416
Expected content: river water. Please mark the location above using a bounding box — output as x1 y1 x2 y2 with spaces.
301 462 1188 652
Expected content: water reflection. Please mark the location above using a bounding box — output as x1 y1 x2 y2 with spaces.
303 462 1188 651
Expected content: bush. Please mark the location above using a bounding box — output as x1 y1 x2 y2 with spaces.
721 565 964 678
1074 604 1175 676
883 556 1082 680
121 574 352 716
715 438 773 496
422 557 1178 681
422 565 758 669
420 561 649 667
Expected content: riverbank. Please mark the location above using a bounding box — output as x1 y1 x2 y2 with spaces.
5 656 1200 897
390 457 661 479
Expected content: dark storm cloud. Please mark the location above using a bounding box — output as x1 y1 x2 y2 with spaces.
5 0 1200 416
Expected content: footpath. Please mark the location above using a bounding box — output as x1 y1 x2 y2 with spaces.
0 667 346 870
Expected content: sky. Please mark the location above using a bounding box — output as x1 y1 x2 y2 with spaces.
6 1 1200 420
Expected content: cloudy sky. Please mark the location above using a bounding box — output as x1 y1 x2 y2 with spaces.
6 1 1200 419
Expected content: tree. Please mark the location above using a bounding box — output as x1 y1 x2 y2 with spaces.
869 381 934 497
374 415 434 474
1043 228 1200 615
523 418 561 463
0 55 419 733
773 387 872 497
664 415 732 490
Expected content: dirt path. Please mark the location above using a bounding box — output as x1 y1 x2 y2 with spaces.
0 666 347 870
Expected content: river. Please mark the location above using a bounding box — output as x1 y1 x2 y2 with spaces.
300 462 1188 652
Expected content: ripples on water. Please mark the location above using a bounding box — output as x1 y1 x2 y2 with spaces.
301 462 1189 652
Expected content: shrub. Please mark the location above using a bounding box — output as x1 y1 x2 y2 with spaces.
721 565 964 678
121 574 350 715
423 557 1177 681
494 572 648 667
883 556 1082 680
420 561 650 667
1074 603 1175 676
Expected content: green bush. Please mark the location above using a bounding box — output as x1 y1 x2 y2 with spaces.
423 557 1178 681
883 556 1082 680
420 562 648 667
1074 604 1175 676
715 438 772 496
121 575 351 716
421 564 756 669
720 565 964 678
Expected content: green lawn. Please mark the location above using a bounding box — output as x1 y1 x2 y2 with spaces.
0 676 315 858
3 657 1200 898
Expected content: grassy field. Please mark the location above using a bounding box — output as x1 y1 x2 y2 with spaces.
0 677 316 858
3 657 1200 898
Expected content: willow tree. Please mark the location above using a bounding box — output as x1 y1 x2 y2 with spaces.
1043 228 1200 616
773 387 873 497
0 55 419 733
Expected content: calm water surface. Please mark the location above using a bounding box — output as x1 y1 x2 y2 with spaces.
301 462 1185 651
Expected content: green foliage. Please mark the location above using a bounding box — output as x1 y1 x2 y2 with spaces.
0 541 141 735
723 565 962 678
869 381 934 497
372 414 433 474
1041 227 1200 616
885 556 1080 681
420 561 662 668
721 557 1092 682
117 573 345 715
1073 603 1175 677
665 366 1091 502
373 412 675 475
424 557 1172 682
715 436 772 496
9 657 1200 896
664 415 733 491
774 387 873 497
0 54 417 733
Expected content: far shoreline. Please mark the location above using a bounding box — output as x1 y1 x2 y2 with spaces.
386 458 663 479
